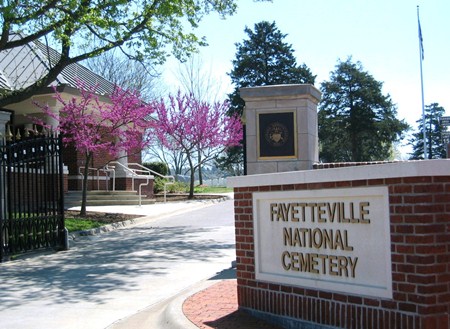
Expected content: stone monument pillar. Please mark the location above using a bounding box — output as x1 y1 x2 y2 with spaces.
240 84 321 175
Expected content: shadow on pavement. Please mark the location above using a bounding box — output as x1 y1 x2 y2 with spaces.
0 225 234 310
209 267 236 280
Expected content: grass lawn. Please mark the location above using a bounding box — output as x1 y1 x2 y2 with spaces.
193 186 232 193
65 218 104 232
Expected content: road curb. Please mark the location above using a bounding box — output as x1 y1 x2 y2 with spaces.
108 278 219 329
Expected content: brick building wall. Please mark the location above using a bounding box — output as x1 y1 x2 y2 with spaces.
115 177 153 197
229 160 450 329
63 144 119 176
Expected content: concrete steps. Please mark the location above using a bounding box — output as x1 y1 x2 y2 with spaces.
64 190 156 208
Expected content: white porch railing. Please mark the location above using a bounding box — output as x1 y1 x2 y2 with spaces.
104 162 175 205
79 167 109 190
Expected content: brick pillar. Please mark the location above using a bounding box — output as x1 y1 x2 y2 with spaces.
228 160 450 329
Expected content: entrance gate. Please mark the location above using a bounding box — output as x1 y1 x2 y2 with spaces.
0 134 66 261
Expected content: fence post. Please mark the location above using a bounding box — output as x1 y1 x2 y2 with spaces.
0 140 3 262
58 134 68 250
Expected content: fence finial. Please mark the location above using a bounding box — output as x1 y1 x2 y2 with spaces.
5 125 13 141
15 129 21 141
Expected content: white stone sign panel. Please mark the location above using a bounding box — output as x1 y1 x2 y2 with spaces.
253 186 392 299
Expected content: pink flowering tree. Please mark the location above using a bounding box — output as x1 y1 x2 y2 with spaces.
151 91 243 198
35 82 155 215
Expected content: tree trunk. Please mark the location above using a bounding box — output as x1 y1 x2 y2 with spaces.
197 150 203 185
187 154 195 199
80 153 92 216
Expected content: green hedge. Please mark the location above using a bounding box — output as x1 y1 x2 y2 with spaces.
142 162 169 176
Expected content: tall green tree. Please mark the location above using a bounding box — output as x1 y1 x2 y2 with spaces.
228 21 316 117
409 103 447 159
220 21 315 174
319 58 408 162
0 0 237 107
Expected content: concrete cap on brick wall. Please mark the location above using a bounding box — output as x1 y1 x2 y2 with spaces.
227 159 450 188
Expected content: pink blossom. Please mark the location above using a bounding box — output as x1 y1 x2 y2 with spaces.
35 80 155 157
149 91 243 198
151 91 242 152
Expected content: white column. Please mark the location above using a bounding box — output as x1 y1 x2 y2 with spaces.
0 111 11 136
116 149 129 177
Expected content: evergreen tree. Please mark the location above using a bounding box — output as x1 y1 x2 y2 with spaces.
319 58 408 162
228 21 315 117
220 21 315 174
409 103 447 159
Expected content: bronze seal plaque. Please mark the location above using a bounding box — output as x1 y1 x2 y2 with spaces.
258 112 296 158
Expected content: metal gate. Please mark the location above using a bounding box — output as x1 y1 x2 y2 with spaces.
0 133 66 261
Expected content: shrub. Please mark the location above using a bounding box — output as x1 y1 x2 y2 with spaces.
142 162 169 176
153 177 169 194
168 181 188 193
154 179 188 194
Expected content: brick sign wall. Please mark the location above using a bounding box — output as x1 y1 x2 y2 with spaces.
229 160 450 329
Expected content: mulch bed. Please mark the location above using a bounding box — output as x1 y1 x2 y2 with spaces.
65 210 143 224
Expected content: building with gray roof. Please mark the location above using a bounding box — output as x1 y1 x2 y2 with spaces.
0 34 149 198
0 33 115 96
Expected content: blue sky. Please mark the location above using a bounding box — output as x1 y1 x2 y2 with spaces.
163 0 449 152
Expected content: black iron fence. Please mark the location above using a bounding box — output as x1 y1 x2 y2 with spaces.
0 133 67 261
